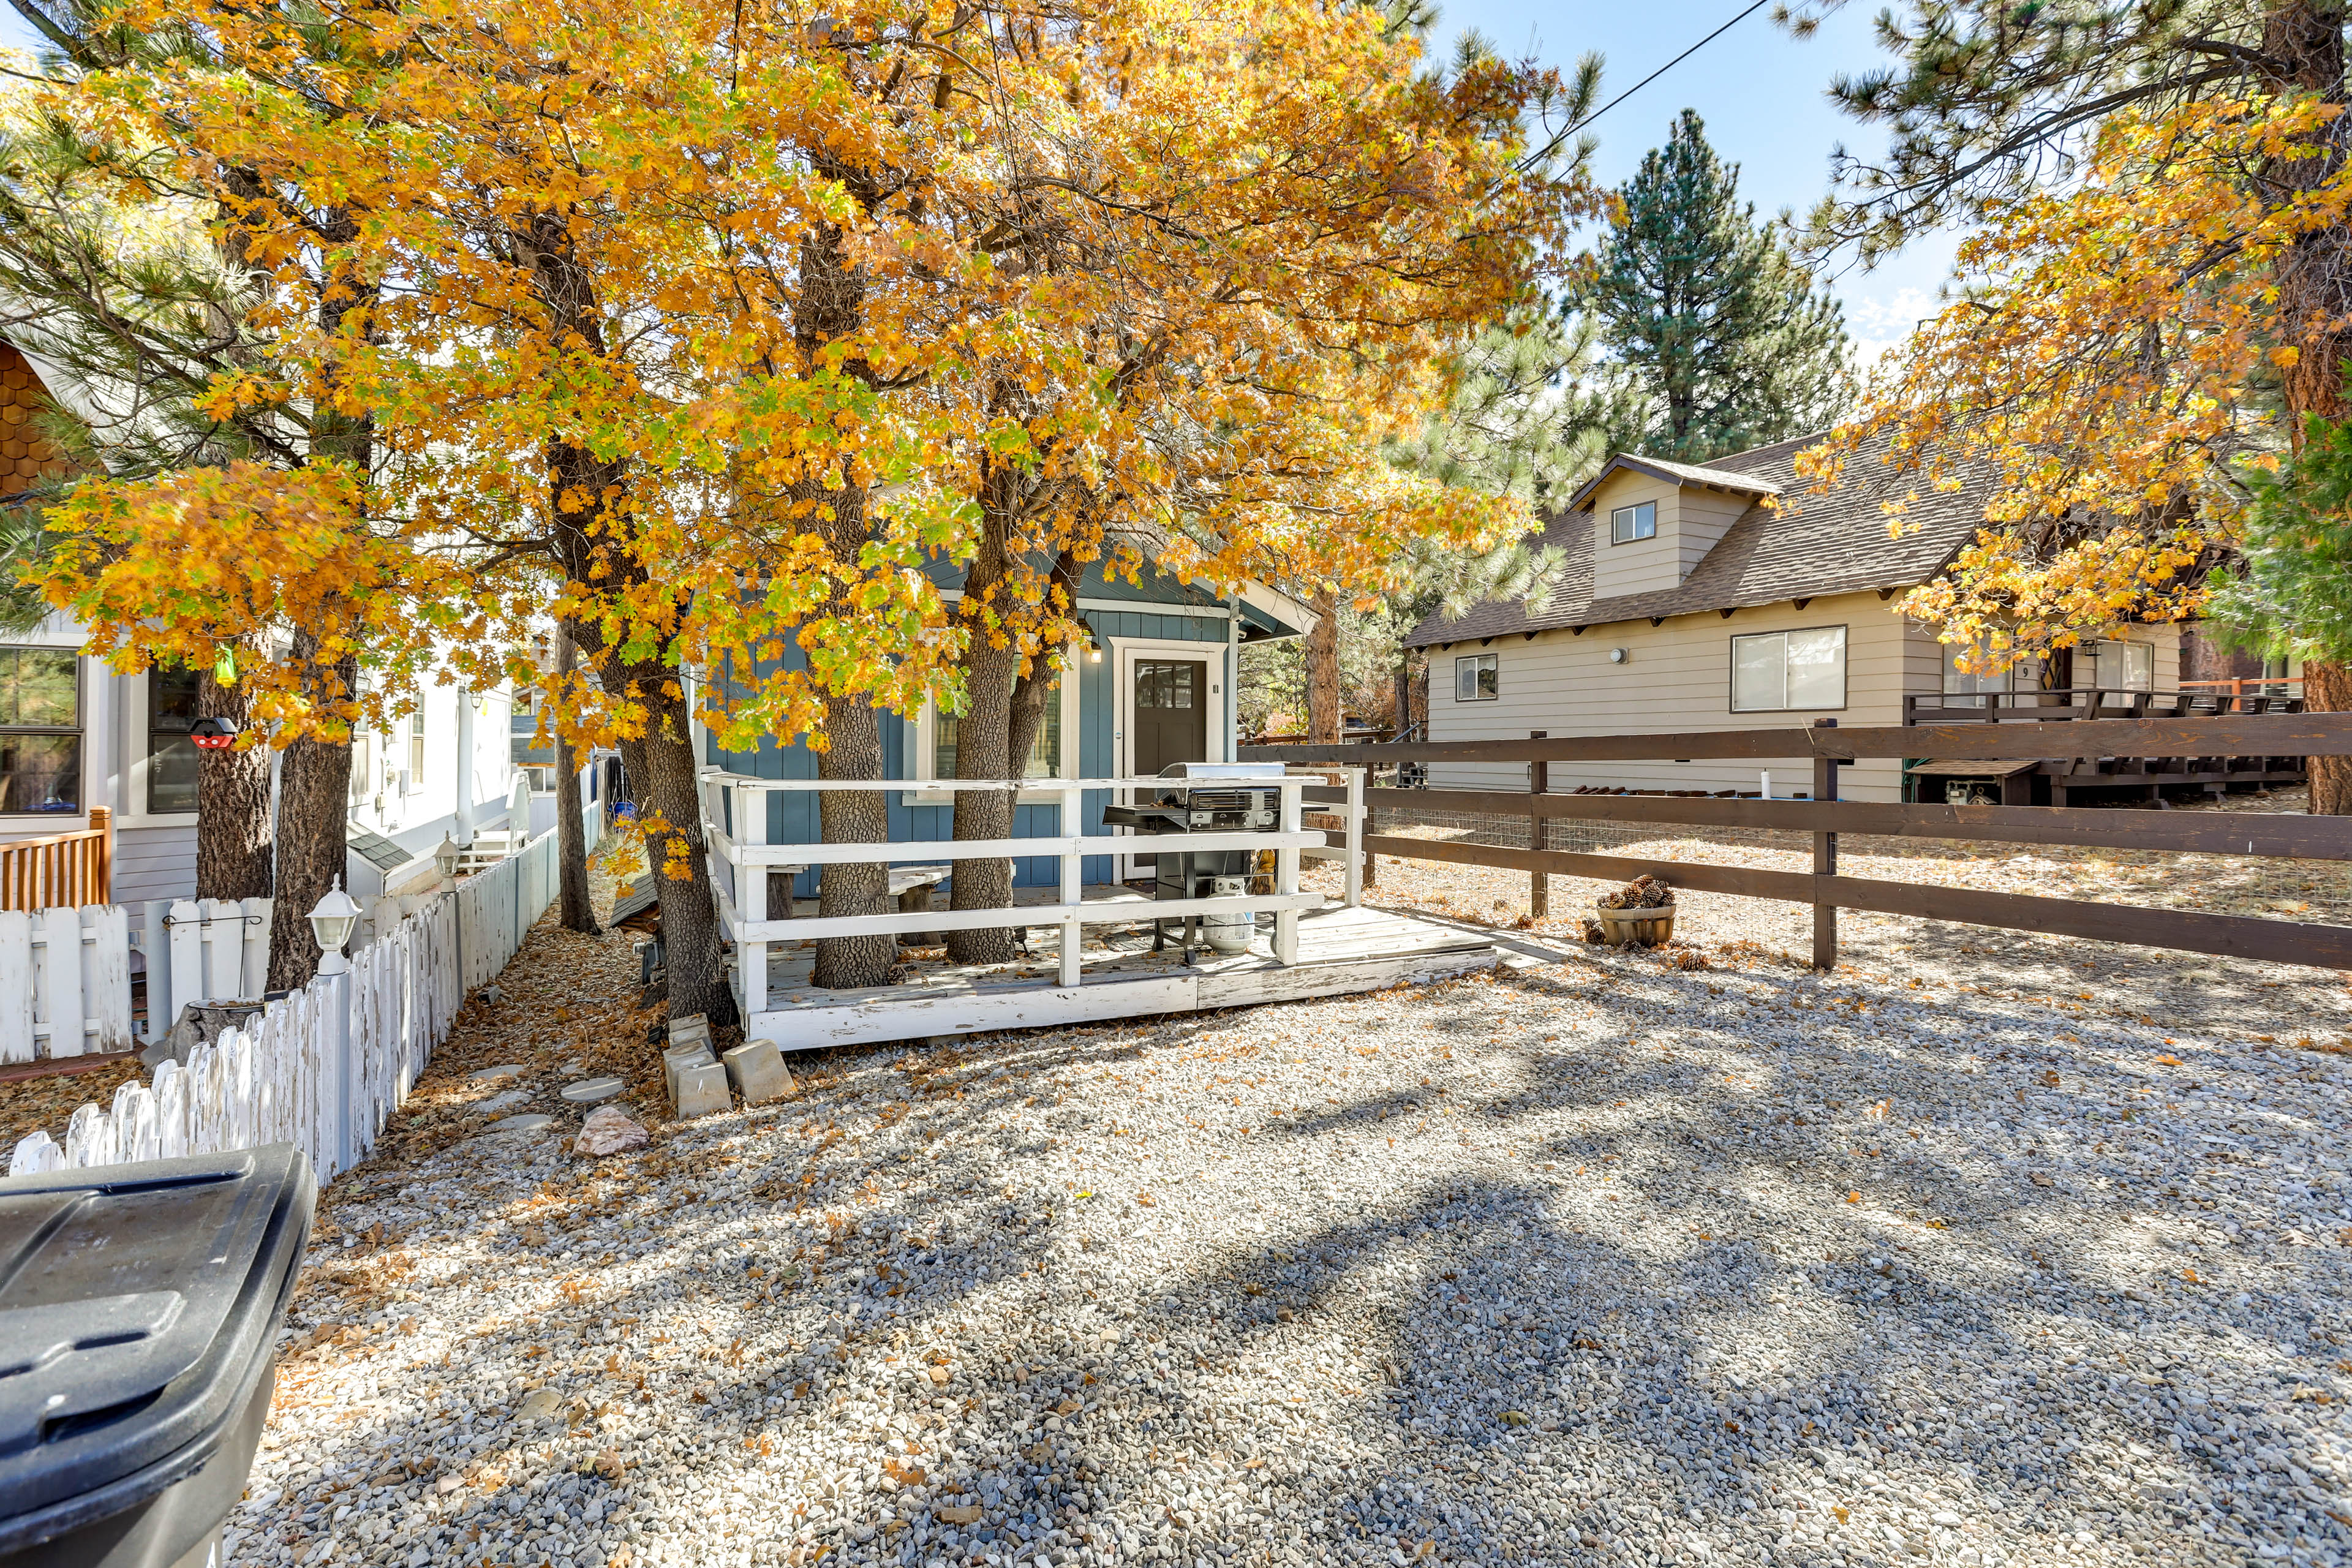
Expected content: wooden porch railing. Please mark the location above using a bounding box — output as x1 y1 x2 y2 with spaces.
0 807 111 913
1243 714 2352 972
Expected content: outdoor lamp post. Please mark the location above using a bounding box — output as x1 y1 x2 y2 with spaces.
309 877 363 1174
308 876 361 956
434 832 462 891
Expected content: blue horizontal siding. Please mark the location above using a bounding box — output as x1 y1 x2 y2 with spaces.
706 598 1231 891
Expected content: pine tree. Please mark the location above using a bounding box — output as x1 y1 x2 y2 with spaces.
1580 110 1853 462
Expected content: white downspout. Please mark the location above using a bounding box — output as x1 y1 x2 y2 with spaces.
454 684 477 840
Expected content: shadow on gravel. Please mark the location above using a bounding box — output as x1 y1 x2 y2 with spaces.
260 921 2347 1568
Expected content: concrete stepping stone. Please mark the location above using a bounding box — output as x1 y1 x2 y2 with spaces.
559 1076 625 1105
483 1113 556 1135
475 1089 529 1114
470 1064 526 1082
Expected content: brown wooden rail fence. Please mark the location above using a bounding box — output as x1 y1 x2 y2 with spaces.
1243 714 2352 971
0 807 112 913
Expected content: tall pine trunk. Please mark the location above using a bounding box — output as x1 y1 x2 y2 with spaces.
2264 0 2352 813
553 626 598 934
1305 589 1341 741
195 663 273 903
2307 662 2352 813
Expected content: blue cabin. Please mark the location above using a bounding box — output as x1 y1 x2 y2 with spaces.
701 562 1313 894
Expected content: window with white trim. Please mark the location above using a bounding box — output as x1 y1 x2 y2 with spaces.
1610 501 1657 544
933 673 1065 780
1455 653 1498 701
1940 641 2013 698
2088 639 2153 692
147 665 200 815
1730 626 1847 712
0 648 80 814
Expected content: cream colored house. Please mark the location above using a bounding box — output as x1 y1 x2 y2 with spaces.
1408 437 2181 804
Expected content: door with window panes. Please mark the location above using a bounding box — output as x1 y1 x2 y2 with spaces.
1131 660 1207 778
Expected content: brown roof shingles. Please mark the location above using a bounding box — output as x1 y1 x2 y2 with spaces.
1406 431 1993 648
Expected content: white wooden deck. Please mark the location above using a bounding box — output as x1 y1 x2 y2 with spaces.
742 889 1496 1051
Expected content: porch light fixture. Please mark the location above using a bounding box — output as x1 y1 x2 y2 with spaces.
307 876 363 954
1088 647 1102 663
190 716 240 750
1608 648 1629 665
433 832 463 881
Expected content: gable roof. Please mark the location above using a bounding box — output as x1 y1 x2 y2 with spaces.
1406 430 1995 649
1559 451 1782 515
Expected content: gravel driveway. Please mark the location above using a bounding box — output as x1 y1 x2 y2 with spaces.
228 892 2352 1568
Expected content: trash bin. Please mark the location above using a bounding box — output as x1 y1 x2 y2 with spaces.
0 1143 314 1568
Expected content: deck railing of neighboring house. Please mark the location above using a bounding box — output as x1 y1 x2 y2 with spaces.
1243 712 2352 973
696 771 1365 1012
1902 685 2308 725
0 806 111 913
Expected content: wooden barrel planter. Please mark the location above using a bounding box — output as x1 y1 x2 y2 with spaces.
1593 903 1676 948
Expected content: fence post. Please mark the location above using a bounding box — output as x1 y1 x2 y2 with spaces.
143 901 169 1042
739 781 767 1021
1343 767 1364 909
1058 783 1082 987
1528 732 1548 920
1812 718 1840 970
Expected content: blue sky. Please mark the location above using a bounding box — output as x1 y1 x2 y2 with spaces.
2 0 1956 356
1434 0 1959 359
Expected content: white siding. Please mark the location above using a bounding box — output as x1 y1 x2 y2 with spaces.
1427 592 1914 802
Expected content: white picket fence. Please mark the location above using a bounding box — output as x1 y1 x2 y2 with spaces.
455 824 559 994
0 906 136 1063
7 827 563 1186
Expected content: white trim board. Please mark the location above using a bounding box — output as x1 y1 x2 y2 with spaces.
1109 634 1231 880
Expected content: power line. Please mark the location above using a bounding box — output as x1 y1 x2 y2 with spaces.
1567 0 1777 136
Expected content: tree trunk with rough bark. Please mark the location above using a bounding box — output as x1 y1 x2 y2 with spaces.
528 210 724 1017
613 684 728 1021
2264 0 2352 812
1305 589 1341 741
794 209 897 987
944 498 1070 965
2307 660 2352 813
264 636 353 993
553 627 598 935
813 693 897 989
195 665 273 903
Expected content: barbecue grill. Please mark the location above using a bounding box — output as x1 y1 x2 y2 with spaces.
1099 761 1287 959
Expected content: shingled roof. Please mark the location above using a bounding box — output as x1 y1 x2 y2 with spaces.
1406 430 1994 649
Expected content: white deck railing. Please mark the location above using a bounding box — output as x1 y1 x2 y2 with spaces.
698 769 1366 1009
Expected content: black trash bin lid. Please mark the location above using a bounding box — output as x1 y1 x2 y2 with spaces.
0 1144 312 1548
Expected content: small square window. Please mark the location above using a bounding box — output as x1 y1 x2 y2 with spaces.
1455 653 1498 701
1610 501 1657 544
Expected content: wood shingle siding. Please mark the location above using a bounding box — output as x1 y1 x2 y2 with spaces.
0 345 70 494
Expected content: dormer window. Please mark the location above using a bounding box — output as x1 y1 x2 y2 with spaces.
1610 502 1657 544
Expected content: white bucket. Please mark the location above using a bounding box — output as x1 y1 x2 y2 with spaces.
1202 876 1254 954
